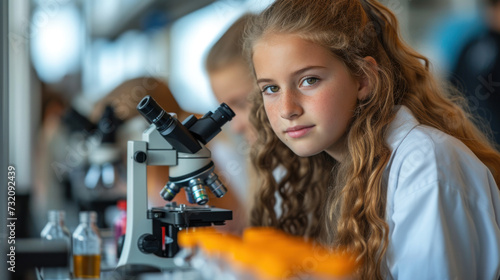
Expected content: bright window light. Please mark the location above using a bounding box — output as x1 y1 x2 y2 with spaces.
30 3 83 84
168 0 272 114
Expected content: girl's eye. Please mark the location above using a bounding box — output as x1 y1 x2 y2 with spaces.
262 85 280 94
301 77 319 87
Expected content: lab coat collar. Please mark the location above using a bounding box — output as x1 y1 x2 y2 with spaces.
385 105 420 152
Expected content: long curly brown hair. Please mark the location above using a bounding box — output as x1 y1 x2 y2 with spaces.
243 0 500 279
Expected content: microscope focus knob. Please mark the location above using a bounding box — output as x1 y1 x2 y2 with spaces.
137 234 160 254
134 151 147 163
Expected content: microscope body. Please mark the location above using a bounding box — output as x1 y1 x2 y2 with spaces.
117 97 233 271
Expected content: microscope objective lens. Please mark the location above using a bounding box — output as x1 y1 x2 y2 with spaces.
189 178 209 205
205 172 227 198
160 182 180 201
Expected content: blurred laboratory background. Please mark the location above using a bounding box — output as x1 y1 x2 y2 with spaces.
1 0 498 279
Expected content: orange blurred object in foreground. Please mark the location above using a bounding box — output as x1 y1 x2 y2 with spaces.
176 226 359 279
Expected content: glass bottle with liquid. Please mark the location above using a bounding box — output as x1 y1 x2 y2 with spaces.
72 211 101 279
40 210 72 279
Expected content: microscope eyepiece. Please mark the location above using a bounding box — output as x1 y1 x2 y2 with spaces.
137 96 202 154
212 103 235 127
137 96 170 127
185 103 236 144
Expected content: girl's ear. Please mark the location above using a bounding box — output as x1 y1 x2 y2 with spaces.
357 56 377 101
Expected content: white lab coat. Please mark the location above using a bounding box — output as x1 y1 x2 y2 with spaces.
383 106 500 280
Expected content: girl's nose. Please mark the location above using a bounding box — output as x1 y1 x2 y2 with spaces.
280 90 303 120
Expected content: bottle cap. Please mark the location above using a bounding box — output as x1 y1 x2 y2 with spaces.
48 210 65 223
79 211 97 224
117 200 127 211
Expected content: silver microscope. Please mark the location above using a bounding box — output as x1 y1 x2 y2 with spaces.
116 95 234 271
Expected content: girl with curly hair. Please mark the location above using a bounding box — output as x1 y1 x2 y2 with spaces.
243 0 500 279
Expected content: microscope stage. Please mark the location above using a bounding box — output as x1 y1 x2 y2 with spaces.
148 205 232 228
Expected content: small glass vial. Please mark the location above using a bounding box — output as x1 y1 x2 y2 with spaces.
40 210 71 279
72 211 101 279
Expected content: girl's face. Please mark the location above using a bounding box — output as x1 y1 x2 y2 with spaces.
253 33 366 160
209 61 257 144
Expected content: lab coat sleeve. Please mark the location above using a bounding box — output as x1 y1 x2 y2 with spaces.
389 180 475 279
386 134 500 280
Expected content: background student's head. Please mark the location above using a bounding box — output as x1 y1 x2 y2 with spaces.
206 13 258 144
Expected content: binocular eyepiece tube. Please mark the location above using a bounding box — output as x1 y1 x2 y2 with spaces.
137 95 234 153
137 95 202 154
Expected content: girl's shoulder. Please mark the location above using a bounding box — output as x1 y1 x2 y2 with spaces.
385 105 491 190
387 123 491 196
397 124 472 159
386 106 481 170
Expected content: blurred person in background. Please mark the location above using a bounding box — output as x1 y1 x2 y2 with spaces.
205 14 260 227
206 13 259 146
32 82 76 235
450 0 500 147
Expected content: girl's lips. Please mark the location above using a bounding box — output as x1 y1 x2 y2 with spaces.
285 125 315 138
